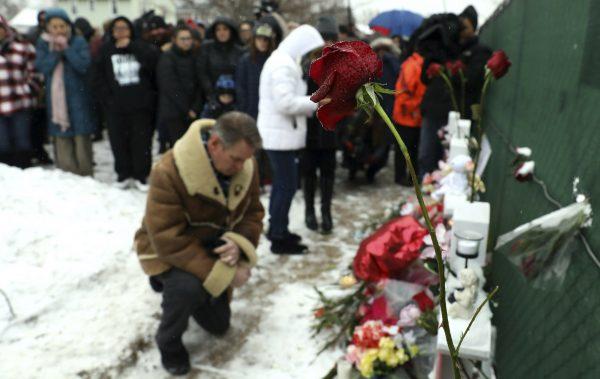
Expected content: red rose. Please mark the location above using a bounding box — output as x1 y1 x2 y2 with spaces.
426 63 443 79
309 41 382 130
412 291 435 311
486 50 511 79
445 60 466 76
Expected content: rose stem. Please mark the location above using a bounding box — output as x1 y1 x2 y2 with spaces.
373 102 461 379
470 73 492 202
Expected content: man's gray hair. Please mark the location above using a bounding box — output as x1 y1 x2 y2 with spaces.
212 111 262 149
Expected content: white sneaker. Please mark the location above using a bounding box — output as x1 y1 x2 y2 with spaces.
114 178 131 190
134 180 149 192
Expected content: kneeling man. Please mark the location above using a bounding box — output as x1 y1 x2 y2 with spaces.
134 112 264 375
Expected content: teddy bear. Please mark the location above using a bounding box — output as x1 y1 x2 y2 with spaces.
431 154 474 201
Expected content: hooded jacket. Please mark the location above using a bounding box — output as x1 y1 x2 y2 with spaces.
92 16 159 112
34 10 95 137
256 25 324 151
157 44 204 122
196 17 246 99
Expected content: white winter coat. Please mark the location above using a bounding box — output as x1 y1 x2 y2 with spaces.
257 25 324 150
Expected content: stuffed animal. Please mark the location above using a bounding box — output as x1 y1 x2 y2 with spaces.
431 154 474 201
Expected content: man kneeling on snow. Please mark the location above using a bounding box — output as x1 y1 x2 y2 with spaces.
134 112 264 375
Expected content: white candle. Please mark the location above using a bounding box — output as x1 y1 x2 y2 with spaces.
457 239 479 256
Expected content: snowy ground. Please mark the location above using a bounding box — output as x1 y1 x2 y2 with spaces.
0 136 409 379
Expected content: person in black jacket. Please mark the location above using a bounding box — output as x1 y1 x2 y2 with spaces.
459 6 492 120
93 16 159 190
417 13 462 178
235 23 274 120
235 23 275 189
156 25 203 146
196 17 245 101
302 16 339 234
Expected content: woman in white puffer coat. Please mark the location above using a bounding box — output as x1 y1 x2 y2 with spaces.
257 25 324 255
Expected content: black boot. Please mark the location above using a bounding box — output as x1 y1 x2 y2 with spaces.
304 172 318 231
271 237 308 255
320 177 335 234
159 343 190 376
12 151 32 169
305 210 318 231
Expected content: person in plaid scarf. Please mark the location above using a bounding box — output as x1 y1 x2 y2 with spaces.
0 15 39 168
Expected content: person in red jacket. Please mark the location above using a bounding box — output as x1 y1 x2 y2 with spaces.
392 50 426 185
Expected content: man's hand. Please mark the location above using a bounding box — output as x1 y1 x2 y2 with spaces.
188 110 197 119
115 38 131 49
213 237 241 266
231 266 251 288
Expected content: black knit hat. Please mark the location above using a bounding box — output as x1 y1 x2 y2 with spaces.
460 5 478 30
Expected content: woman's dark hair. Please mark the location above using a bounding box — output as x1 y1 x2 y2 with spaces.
250 34 274 62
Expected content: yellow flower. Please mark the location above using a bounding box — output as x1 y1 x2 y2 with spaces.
396 348 410 365
378 337 395 350
339 275 357 288
358 349 378 378
383 350 401 367
409 345 420 357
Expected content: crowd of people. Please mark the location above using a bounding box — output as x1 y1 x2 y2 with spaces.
0 2 490 251
1 1 494 375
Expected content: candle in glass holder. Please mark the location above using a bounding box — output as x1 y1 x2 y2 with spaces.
457 239 479 257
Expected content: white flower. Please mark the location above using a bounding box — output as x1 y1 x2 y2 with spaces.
400 202 415 216
515 147 532 157
514 161 535 182
382 324 400 336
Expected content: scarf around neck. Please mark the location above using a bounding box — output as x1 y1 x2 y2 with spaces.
42 32 71 132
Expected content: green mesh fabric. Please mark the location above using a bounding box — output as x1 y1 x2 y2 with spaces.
479 0 600 377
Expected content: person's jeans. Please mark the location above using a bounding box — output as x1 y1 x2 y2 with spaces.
418 115 447 179
155 268 230 354
265 150 299 239
0 110 32 153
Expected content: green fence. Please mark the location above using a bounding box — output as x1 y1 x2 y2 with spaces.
479 0 600 377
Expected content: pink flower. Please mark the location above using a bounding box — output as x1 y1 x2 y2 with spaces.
398 304 422 327
346 344 363 364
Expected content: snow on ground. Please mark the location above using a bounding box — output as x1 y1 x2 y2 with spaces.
0 136 408 379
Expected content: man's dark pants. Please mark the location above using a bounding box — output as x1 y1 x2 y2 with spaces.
155 268 231 355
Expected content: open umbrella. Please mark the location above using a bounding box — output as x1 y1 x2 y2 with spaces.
369 10 424 38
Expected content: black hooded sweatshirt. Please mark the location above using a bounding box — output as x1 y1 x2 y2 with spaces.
92 16 160 112
196 17 246 99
